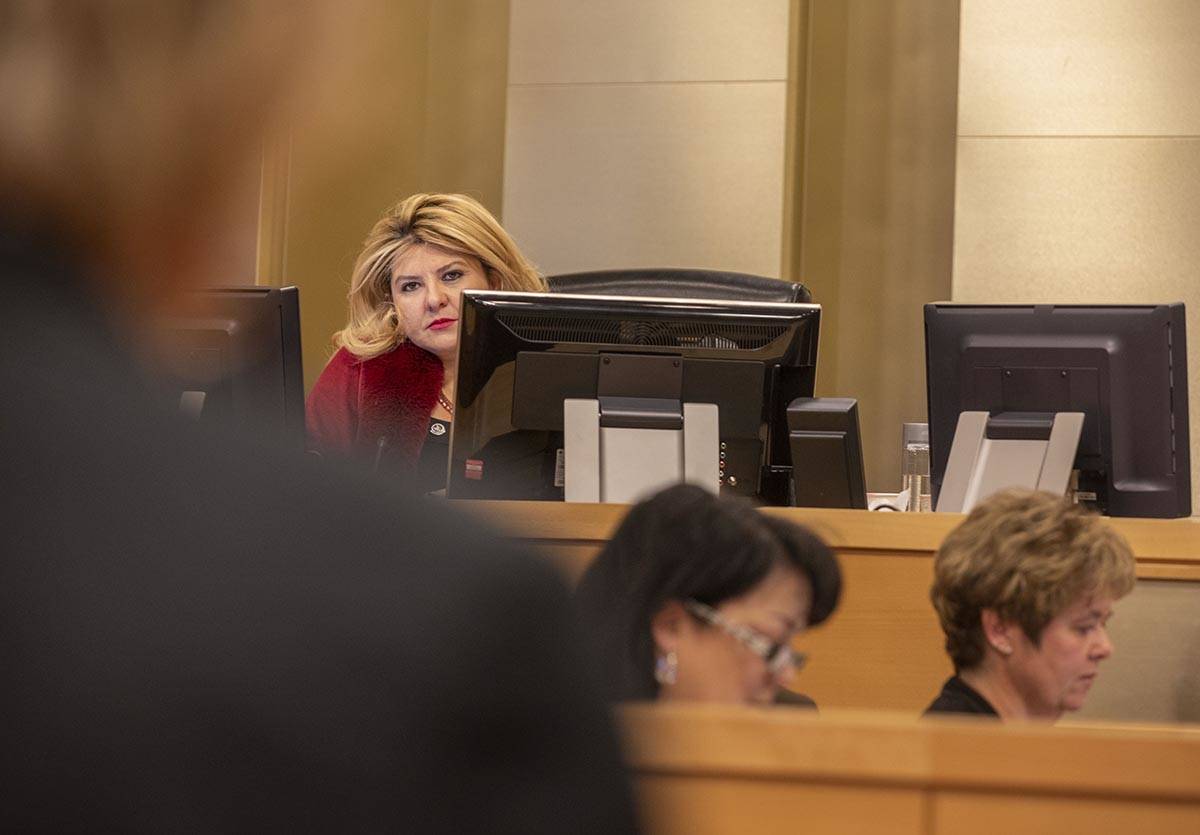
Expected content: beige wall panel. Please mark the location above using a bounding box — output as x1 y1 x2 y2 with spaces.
1072 580 1200 724
424 0 511 212
959 0 1200 136
503 82 786 277
509 0 788 85
796 0 960 492
284 2 431 390
276 1 511 390
953 137 1200 513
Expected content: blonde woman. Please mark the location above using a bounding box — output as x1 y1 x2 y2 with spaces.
306 193 545 488
925 489 1136 720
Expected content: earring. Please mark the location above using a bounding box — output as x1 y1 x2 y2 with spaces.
654 651 678 686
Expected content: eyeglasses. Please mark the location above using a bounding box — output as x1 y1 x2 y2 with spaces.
684 599 806 675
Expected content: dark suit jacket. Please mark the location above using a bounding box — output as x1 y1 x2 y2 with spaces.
0 229 638 833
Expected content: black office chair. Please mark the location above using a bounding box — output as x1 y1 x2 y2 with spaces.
546 268 812 304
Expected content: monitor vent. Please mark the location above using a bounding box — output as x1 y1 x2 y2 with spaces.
496 313 788 350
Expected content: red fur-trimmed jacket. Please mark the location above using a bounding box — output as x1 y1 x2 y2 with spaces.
305 341 443 476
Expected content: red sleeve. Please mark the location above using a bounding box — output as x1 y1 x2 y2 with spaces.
305 347 361 457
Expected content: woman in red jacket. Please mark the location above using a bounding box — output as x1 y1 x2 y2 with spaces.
306 193 546 490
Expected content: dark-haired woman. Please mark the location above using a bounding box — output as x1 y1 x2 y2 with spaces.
575 484 841 705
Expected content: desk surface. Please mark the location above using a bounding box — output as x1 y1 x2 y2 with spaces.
464 501 1200 580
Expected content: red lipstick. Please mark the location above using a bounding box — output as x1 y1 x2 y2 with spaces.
427 318 456 331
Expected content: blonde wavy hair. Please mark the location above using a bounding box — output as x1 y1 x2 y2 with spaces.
930 488 1136 671
334 193 546 359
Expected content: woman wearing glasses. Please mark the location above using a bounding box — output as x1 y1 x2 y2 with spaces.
575 484 841 705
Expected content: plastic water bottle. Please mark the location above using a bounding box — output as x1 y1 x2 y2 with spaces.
902 423 932 512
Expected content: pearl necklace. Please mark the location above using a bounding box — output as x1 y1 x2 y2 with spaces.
437 390 454 417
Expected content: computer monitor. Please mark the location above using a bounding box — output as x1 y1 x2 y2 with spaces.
446 290 820 503
925 303 1190 518
154 286 305 452
786 397 868 509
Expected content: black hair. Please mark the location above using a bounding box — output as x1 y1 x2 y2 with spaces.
574 484 840 702
758 514 841 626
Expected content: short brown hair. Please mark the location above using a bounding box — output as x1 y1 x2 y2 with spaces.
930 489 1136 671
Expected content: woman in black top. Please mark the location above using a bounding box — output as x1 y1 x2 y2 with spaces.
924 675 998 717
924 489 1136 721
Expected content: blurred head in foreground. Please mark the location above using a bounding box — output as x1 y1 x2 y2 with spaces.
0 5 641 832
0 0 321 310
927 488 1136 720
575 484 841 705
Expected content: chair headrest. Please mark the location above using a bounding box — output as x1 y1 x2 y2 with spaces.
546 268 812 304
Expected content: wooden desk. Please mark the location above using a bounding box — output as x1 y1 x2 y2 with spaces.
464 502 1200 715
618 702 1200 835
464 501 1200 581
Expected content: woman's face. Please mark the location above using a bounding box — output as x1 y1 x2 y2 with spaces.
658 562 812 706
390 242 491 365
1007 593 1116 718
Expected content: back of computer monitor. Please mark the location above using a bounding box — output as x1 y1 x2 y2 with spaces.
447 290 820 503
156 286 305 452
786 397 868 509
925 303 1190 518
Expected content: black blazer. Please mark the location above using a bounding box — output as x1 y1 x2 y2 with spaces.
0 230 638 834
